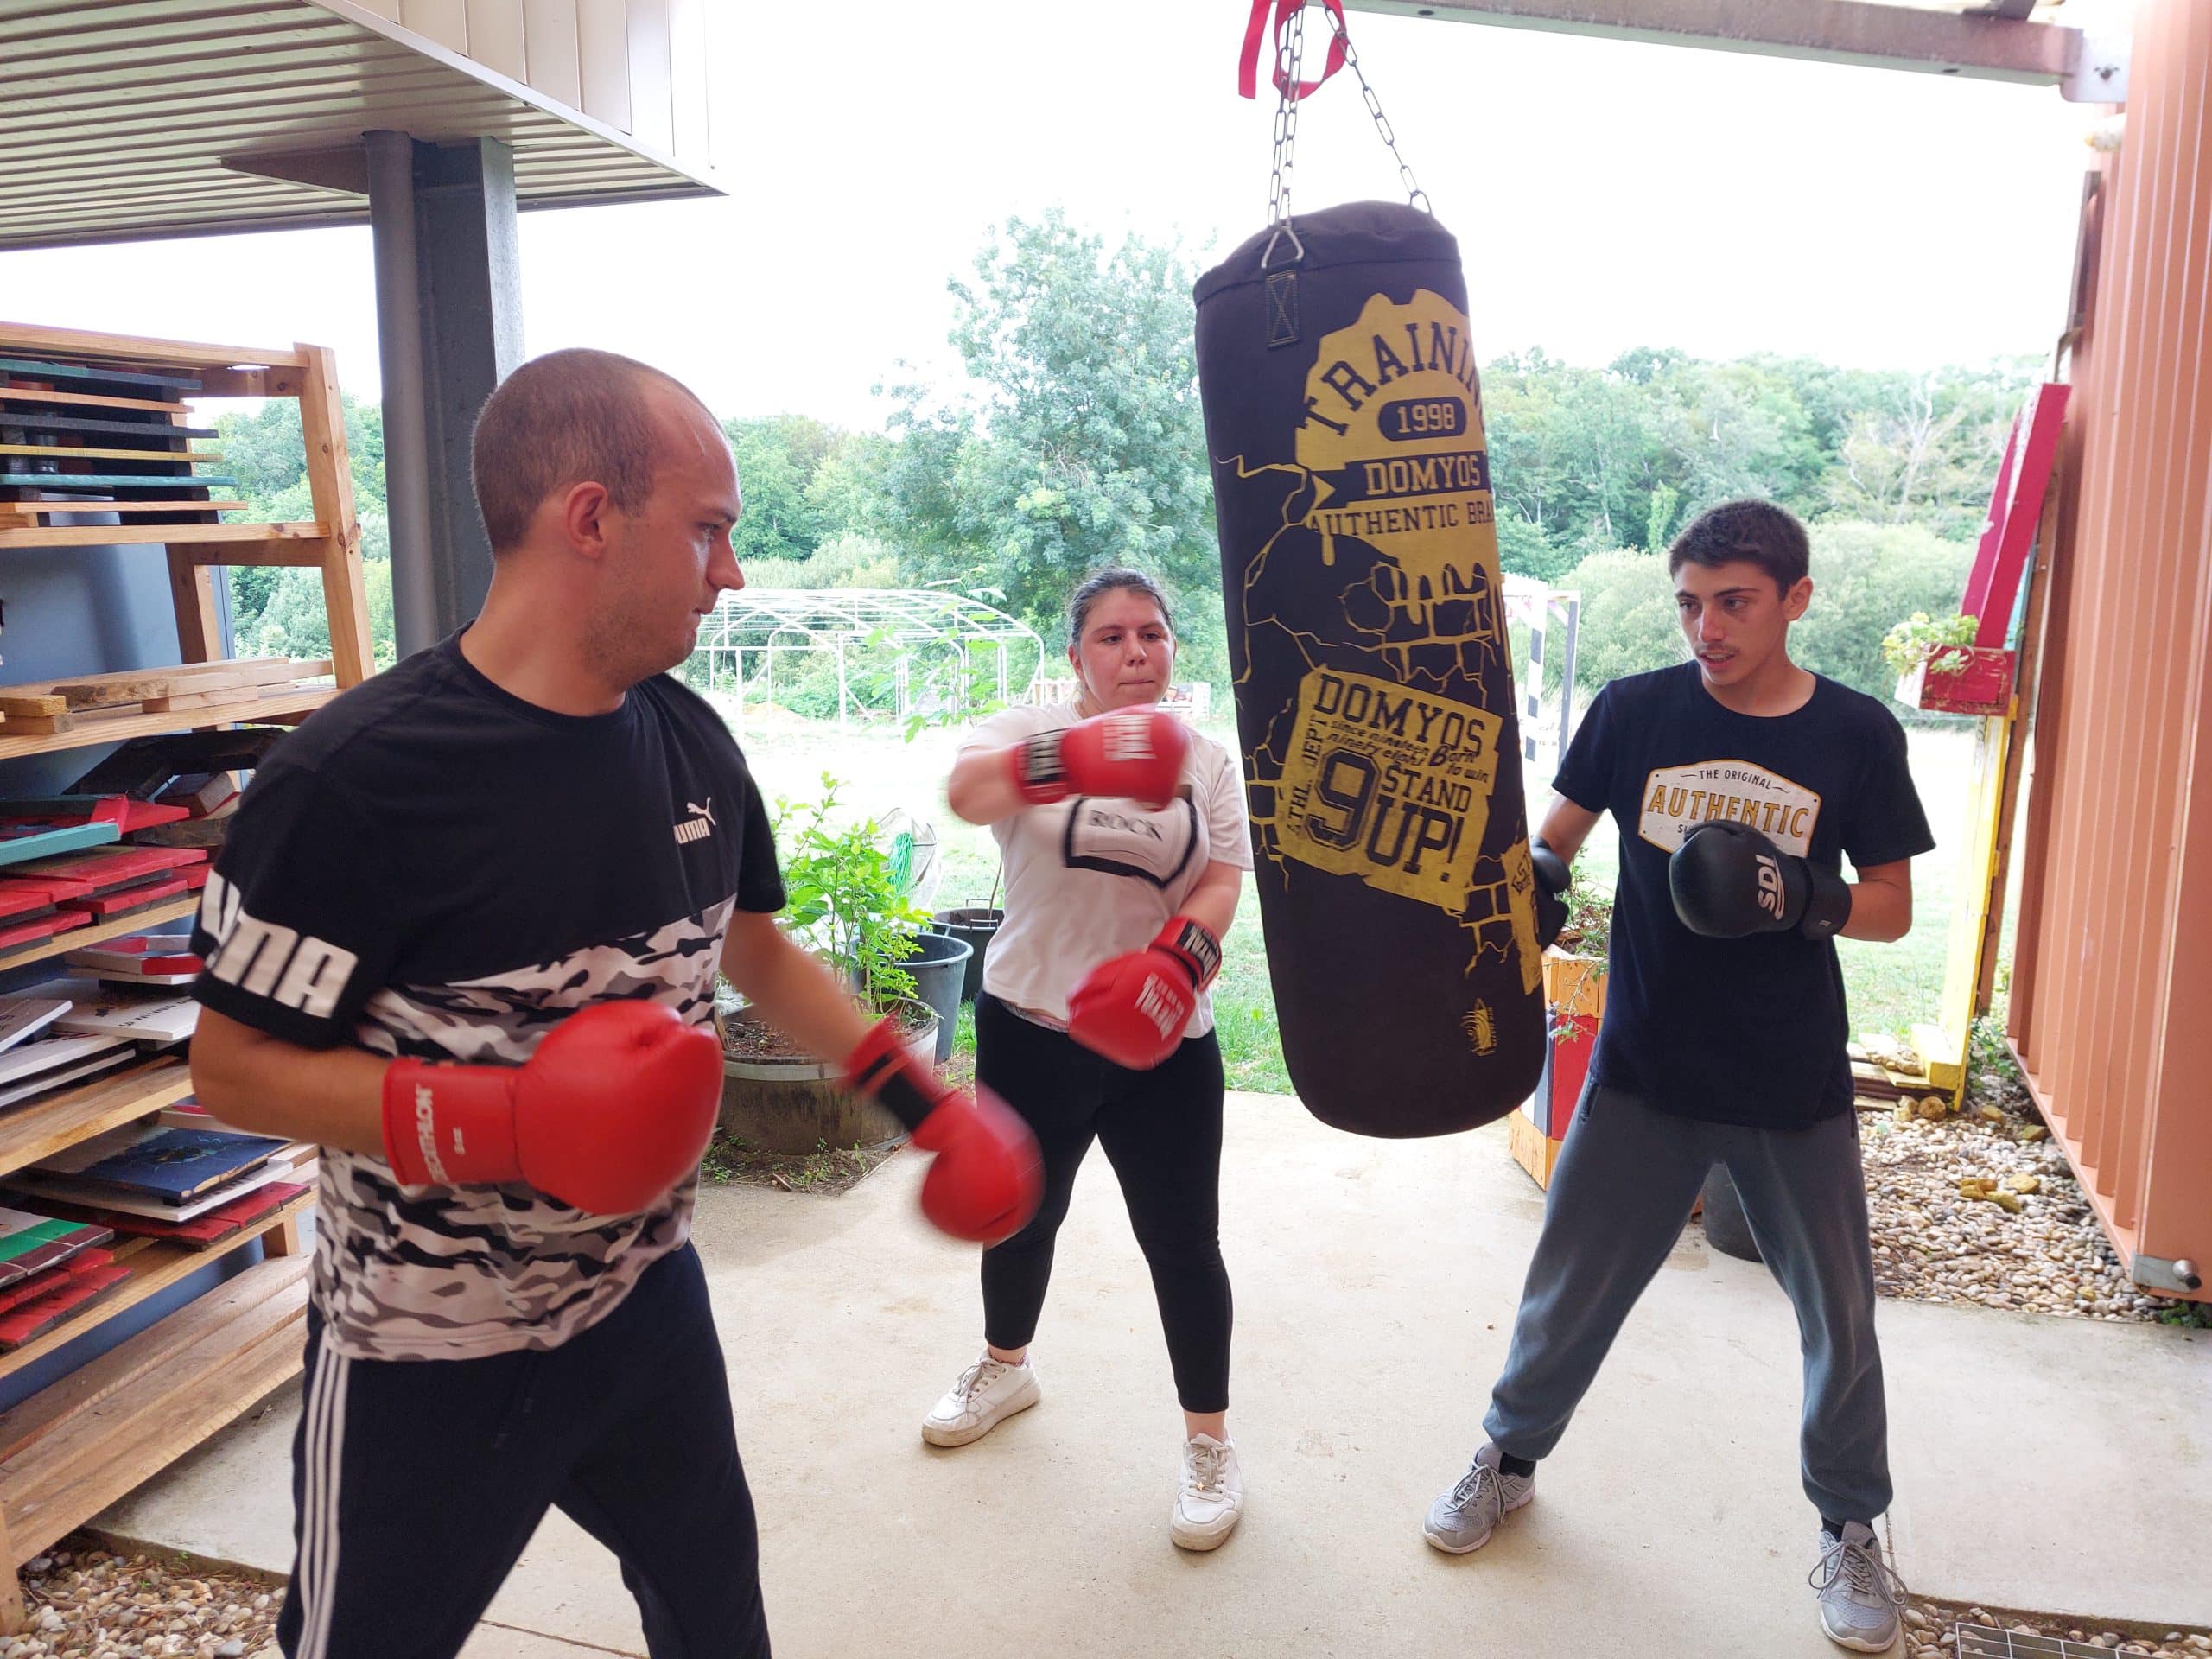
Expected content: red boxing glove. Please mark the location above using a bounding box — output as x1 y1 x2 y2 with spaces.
1067 916 1222 1071
845 1019 1042 1243
1010 707 1190 810
381 999 721 1215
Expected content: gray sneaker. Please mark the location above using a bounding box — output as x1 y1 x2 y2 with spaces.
1422 1442 1535 1554
1811 1521 1906 1652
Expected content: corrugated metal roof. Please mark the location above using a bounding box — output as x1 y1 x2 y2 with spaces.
0 0 716 251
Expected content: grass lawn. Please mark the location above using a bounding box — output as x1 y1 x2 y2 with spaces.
722 697 1980 1099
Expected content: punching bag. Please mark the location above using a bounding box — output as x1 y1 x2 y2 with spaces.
1193 200 1547 1136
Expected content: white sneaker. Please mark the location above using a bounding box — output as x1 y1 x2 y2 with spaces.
920 1356 1040 1447
1171 1434 1244 1551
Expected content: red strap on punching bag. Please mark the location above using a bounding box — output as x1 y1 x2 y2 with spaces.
1238 0 1349 100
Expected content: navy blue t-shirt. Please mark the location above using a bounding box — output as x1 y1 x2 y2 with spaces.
1553 663 1934 1130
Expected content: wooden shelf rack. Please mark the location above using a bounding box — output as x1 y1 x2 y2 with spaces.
0 321 372 1630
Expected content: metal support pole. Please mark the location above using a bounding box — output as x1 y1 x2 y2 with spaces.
1522 597 1546 764
365 130 438 658
416 138 524 638
1557 595 1580 753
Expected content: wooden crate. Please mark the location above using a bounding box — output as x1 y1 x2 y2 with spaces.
0 321 372 1630
1509 948 1609 1191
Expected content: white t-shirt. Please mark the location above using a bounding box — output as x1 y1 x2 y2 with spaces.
959 703 1253 1033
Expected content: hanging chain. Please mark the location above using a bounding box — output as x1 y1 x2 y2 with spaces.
1322 3 1433 214
1263 2 1309 266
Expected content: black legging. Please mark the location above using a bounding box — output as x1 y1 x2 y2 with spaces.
975 992 1233 1414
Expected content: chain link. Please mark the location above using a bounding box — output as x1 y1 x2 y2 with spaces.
1325 4 1432 213
1263 2 1431 266
1264 1 1308 266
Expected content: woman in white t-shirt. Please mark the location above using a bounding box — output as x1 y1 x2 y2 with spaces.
922 568 1253 1551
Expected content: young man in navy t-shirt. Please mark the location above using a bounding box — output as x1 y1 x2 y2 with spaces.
1421 501 1934 1654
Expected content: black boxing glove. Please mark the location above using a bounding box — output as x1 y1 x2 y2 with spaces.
1669 821 1852 942
1529 838 1571 950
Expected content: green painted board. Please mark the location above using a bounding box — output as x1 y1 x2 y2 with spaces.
0 473 236 491
0 356 202 395
0 821 123 868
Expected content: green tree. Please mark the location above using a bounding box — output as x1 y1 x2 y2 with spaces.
722 414 839 566
1556 523 1977 708
877 211 1219 658
238 560 397 669
739 532 900 591
216 395 393 664
804 429 895 541
1794 522 1975 700
1557 548 1685 693
213 395 385 511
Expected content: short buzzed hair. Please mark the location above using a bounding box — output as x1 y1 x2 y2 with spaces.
1666 499 1810 595
470 347 709 552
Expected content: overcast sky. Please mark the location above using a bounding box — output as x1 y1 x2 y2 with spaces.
0 0 2105 428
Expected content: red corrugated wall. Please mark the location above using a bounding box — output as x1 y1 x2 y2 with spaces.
2010 0 2211 1299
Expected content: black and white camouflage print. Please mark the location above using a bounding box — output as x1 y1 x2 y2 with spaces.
193 635 785 1364
308 899 735 1363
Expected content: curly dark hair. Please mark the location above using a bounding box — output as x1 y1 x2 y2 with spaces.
1665 499 1810 594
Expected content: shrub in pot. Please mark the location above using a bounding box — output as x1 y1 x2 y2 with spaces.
717 775 940 1154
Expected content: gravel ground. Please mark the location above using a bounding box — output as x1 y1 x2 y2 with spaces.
1859 1027 2207 1326
1904 1597 2212 1657
8 1541 277 1658
1859 1106 2177 1321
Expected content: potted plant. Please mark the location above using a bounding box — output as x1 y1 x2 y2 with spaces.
717 775 941 1154
1883 611 2012 718
1510 872 1613 1190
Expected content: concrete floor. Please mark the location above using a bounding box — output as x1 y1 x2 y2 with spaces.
101 1094 2211 1658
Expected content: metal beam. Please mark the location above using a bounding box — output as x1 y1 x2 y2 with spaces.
1344 0 2089 90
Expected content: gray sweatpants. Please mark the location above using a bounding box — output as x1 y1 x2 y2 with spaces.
1485 1083 1892 1523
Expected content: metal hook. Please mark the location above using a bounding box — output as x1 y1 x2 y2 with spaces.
1261 221 1306 270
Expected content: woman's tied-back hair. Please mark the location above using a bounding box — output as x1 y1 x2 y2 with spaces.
471 347 709 553
1665 499 1812 594
1068 567 1176 647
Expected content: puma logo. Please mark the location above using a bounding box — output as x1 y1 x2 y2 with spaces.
675 796 716 846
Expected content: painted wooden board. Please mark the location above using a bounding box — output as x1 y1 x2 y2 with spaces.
0 473 234 492
1964 385 2069 650
0 445 218 464
0 387 189 416
0 357 202 395
0 501 244 520
0 411 215 442
0 824 120 870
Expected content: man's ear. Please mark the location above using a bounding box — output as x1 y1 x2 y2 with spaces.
1783 575 1814 621
559 480 613 560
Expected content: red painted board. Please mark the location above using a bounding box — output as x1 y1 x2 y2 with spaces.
1963 385 2070 649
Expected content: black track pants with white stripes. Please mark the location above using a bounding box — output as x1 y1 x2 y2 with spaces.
276 1243 770 1659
